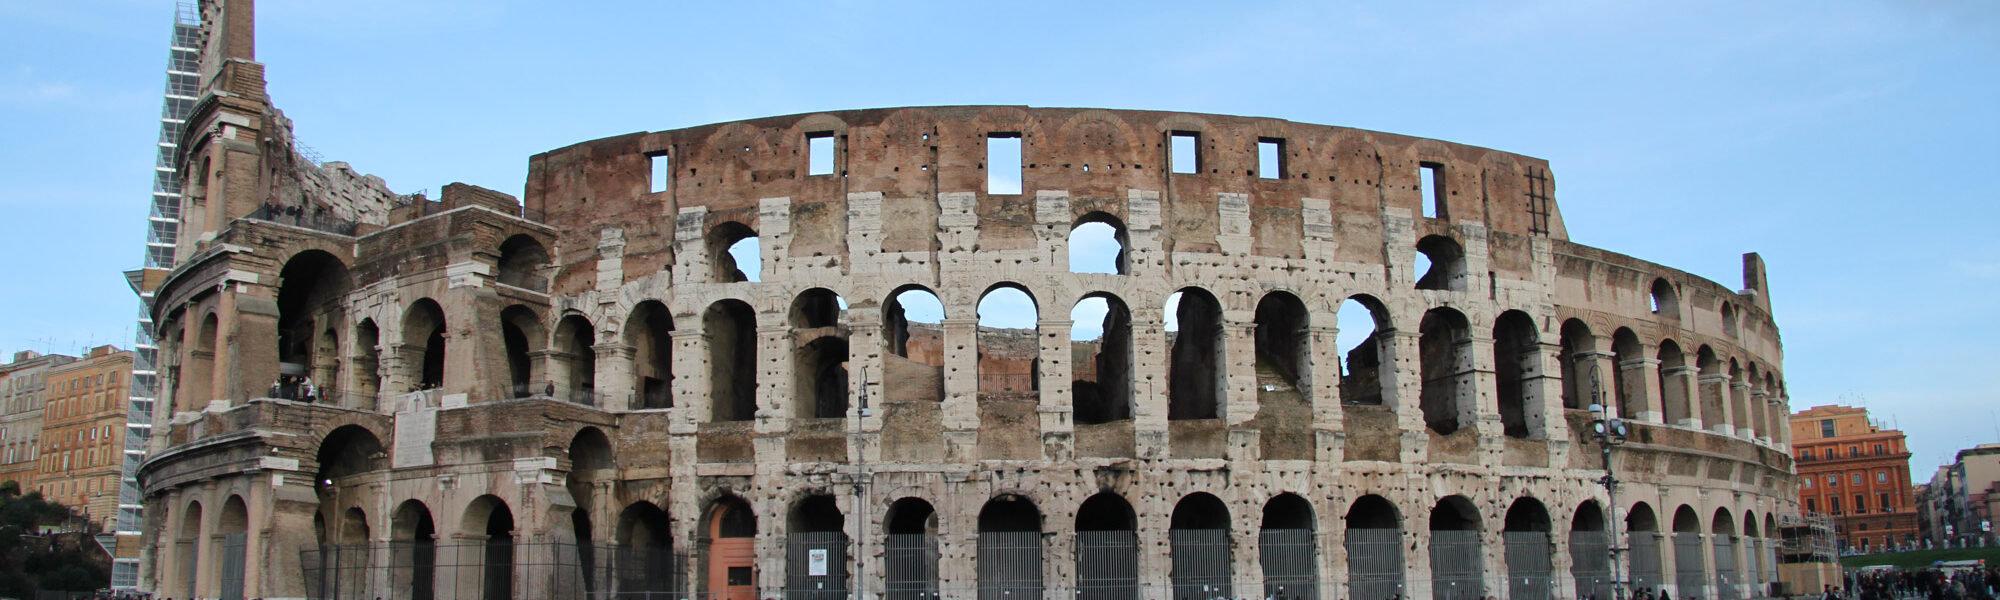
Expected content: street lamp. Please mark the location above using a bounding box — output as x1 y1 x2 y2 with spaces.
1589 364 1632 600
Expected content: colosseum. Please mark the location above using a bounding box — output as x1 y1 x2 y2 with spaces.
135 4 1798 600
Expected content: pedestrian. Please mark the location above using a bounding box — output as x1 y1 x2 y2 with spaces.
545 379 555 397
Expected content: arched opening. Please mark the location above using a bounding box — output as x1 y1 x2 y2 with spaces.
615 502 677 597
1559 320 1595 411
1337 296 1391 406
977 285 1039 460
977 495 1043 600
786 495 848 600
791 290 850 419
355 319 381 406
1261 494 1318 600
795 337 849 419
462 496 515 600
706 300 758 421
1166 288 1224 420
554 315 596 404
976 285 1039 395
1068 213 1130 275
1503 498 1554 600
1430 495 1485 600
625 301 674 410
1721 303 1739 339
499 305 543 398
1650 278 1679 318
882 287 945 456
1253 292 1313 458
567 428 612 595
176 501 203 600
1672 506 1707 599
495 234 549 292
1074 492 1138 600
1697 346 1724 432
1627 502 1664 593
1571 501 1612 600
1494 310 1538 438
704 496 757 600
217 496 249 600
1345 495 1405 600
314 423 385 597
1415 235 1465 291
1712 507 1741 600
1762 514 1779 589
708 221 760 283
391 500 437 600
1419 308 1472 435
1170 493 1233 599
883 499 938 600
1742 512 1766 593
404 299 447 389
1071 293 1132 424
1611 328 1643 421
278 250 352 398
1658 340 1690 426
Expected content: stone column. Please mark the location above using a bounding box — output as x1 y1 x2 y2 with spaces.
758 324 791 431
1225 321 1260 463
1699 373 1735 436
1529 341 1566 441
593 342 636 412
1662 366 1698 428
1731 381 1754 440
1038 318 1075 461
1623 356 1664 424
940 317 979 462
1132 307 1169 459
1307 324 1344 463
1385 329 1427 463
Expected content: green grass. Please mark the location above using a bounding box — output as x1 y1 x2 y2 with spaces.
1840 547 2000 569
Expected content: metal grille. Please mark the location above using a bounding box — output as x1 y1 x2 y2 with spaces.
1429 530 1484 600
1074 530 1138 600
784 532 849 600
883 534 938 600
221 532 248 600
977 531 1042 600
301 542 609 600
1504 531 1553 600
1630 532 1663 592
179 540 199 599
1569 529 1612 600
1258 529 1317 600
1169 529 1232 600
1713 535 1739 600
1673 533 1707 600
1345 529 1404 600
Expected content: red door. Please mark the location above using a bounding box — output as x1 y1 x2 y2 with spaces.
708 503 757 600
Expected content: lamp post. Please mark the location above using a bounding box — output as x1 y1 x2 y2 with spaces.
1589 364 1632 600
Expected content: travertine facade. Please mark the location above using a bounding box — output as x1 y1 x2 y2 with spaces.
135 3 1800 600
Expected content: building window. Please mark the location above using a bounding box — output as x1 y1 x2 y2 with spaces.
1850 446 1860 457
1828 474 1838 487
1806 498 1817 512
1855 494 1866 512
1879 492 1891 512
1802 449 1814 460
1852 473 1863 486
1821 420 1835 438
1830 497 1842 514
1170 131 1200 174
1804 478 1814 489
1874 443 1885 455
1877 471 1887 484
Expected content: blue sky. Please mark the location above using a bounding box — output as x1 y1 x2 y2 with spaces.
1 1 1995 478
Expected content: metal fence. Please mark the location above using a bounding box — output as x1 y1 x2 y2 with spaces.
1345 528 1405 600
302 542 677 600
884 533 939 600
1169 529 1232 600
1258 529 1317 600
1674 533 1707 600
785 532 850 600
1569 529 1613 600
977 531 1042 600
1503 531 1553 600
1074 530 1138 600
1631 532 1664 592
1713 535 1739 600
1429 530 1484 600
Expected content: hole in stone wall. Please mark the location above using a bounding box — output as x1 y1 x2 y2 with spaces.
1558 319 1594 411
808 132 835 176
1166 288 1223 420
1171 132 1199 174
1068 214 1129 275
1650 278 1677 317
1254 292 1309 393
496 235 550 292
1258 138 1284 179
988 133 1022 195
1420 162 1446 220
977 286 1039 396
1414 235 1464 291
625 301 673 409
796 336 849 419
1071 294 1132 424
707 222 760 283
705 299 758 421
649 153 670 193
1419 308 1470 434
1493 310 1536 438
1336 297 1387 405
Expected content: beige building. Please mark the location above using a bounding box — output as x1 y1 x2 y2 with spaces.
1922 443 2000 548
0 350 75 493
134 2 1801 600
38 345 132 527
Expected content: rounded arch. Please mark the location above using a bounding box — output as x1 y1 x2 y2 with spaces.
978 494 1042 533
568 427 614 474
704 494 756 539
1071 292 1133 424
1169 492 1234 597
1075 492 1136 531
1261 493 1315 531
882 285 945 363
1068 211 1130 275
315 424 386 485
1504 497 1552 532
1170 492 1230 530
788 494 844 533
404 298 448 388
1415 235 1466 291
495 234 550 292
1430 495 1482 531
706 221 760 283
460 495 514 536
704 299 758 421
391 499 434 541
1573 500 1606 532
1559 319 1596 411
1493 310 1539 438
1345 494 1402 529
499 305 545 398
885 498 937 535
552 314 596 402
789 288 847 329
1627 501 1660 532
1420 307 1473 434
1742 511 1760 537
1337 294 1393 406
1650 278 1679 318
1345 494 1405 600
975 284 1040 400
340 507 370 544
615 501 672 547
623 300 674 409
1166 286 1225 421
1672 505 1702 533
794 335 850 419
278 249 353 390
1657 339 1690 424
1711 507 1736 535
353 318 382 404
1612 327 1643 419
1253 290 1311 391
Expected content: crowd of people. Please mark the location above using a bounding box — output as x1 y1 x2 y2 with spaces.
1846 565 2000 600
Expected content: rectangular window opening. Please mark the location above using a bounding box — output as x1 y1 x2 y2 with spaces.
987 133 1022 195
807 132 835 176
648 153 670 194
1257 138 1283 179
1170 132 1199 174
1420 162 1446 219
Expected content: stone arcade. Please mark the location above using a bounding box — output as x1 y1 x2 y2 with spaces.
136 3 1799 599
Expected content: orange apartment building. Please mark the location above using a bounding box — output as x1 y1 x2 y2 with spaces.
1790 404 1919 553
0 350 75 493
37 345 130 527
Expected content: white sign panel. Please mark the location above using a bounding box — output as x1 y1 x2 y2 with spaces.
807 549 828 577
